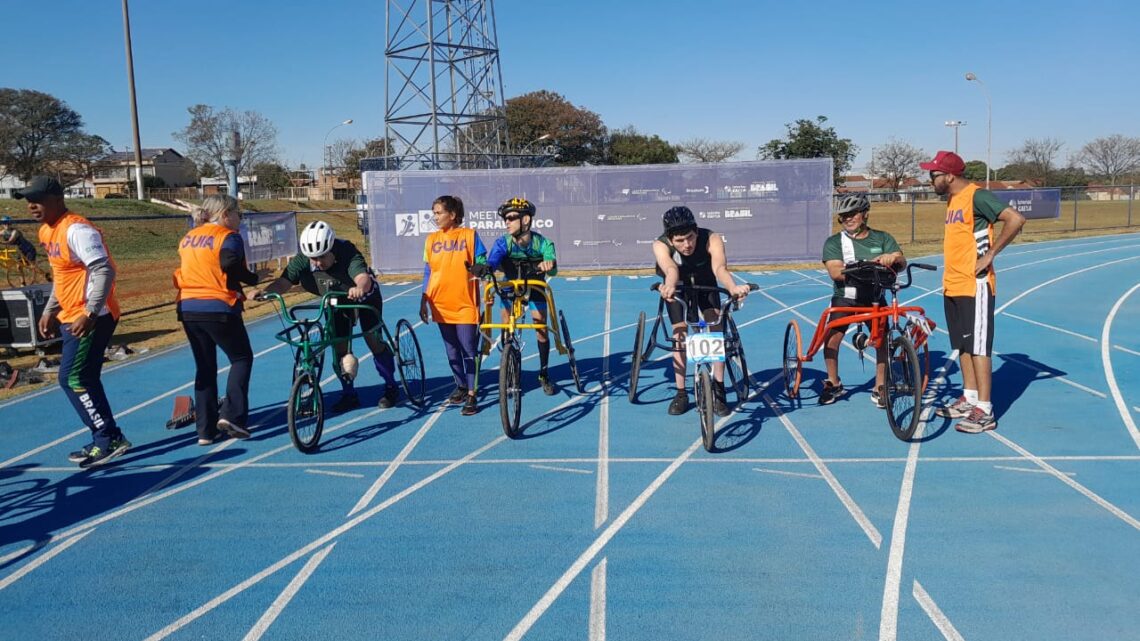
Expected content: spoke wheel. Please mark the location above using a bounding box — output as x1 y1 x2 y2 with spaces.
628 311 646 402
782 321 803 398
292 325 326 384
908 321 932 396
559 310 583 394
499 341 523 438
725 315 751 401
288 372 324 453
696 368 716 452
886 333 922 441
395 319 426 407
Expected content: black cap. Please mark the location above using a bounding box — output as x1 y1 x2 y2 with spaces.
13 176 64 201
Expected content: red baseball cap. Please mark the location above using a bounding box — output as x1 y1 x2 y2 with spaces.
920 150 965 176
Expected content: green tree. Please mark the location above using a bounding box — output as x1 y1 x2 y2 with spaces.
0 88 86 180
757 115 856 185
252 162 291 191
341 138 395 180
869 138 925 191
173 104 278 179
604 127 678 165
962 160 988 181
505 90 606 166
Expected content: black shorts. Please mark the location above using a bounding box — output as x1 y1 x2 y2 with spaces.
666 289 721 325
826 295 885 332
331 287 384 339
944 282 995 356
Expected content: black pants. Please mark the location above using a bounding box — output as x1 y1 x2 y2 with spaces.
182 315 253 439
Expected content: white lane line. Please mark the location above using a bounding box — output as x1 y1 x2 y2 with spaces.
751 467 824 480
144 436 506 641
519 321 637 365
347 401 449 517
134 437 241 499
989 431 1140 531
762 393 882 548
595 276 612 529
1101 283 1140 450
1115 345 1140 357
0 529 96 592
791 269 833 287
304 469 365 479
588 558 607 641
993 465 1075 477
737 293 832 330
913 581 966 641
241 543 337 641
758 289 862 356
0 430 87 471
996 254 1140 314
529 464 592 475
996 351 1107 399
1002 313 1097 343
879 352 956 641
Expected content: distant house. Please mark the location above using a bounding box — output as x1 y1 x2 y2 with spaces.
1086 184 1135 201
200 175 258 197
92 148 196 198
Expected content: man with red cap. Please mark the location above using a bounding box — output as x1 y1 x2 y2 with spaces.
920 151 1025 433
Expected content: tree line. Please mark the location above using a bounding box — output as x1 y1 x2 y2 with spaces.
3 87 1139 192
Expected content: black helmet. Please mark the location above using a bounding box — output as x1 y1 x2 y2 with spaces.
662 206 697 236
835 194 871 217
498 196 536 219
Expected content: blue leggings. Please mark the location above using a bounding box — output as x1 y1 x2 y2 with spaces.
437 323 480 390
59 314 122 448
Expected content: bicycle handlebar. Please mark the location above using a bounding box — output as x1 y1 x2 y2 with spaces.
840 261 937 292
650 282 760 296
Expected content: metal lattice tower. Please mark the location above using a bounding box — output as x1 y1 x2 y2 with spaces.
381 0 511 170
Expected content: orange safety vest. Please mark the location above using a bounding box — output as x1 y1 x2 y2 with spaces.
174 223 241 306
38 212 120 323
423 226 480 324
943 184 997 297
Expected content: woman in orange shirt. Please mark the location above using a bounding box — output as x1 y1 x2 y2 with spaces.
419 195 487 415
174 195 259 444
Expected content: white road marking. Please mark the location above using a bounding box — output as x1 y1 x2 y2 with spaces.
1101 283 1140 450
1115 345 1140 357
589 558 607 641
1002 313 1097 342
596 276 612 529
751 467 824 479
0 529 96 592
304 469 365 479
996 254 1140 314
913 581 966 641
529 464 592 474
347 401 450 517
993 465 1075 477
241 543 337 641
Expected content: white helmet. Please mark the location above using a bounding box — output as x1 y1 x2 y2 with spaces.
299 220 336 258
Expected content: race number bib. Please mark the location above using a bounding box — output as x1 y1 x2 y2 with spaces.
686 332 725 364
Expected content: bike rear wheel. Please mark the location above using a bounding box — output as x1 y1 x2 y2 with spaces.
696 368 716 452
725 315 751 401
628 311 646 402
394 319 426 406
288 371 324 453
499 341 523 438
886 333 922 441
782 321 803 398
559 310 583 393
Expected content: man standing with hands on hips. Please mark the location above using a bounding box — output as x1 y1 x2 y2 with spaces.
17 176 131 468
921 151 1025 433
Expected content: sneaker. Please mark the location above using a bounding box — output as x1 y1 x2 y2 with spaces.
538 372 557 396
447 386 469 404
667 389 689 415
955 407 998 433
712 381 730 417
67 443 95 463
870 386 887 410
819 380 844 405
78 436 131 469
331 392 360 413
461 395 478 416
197 433 226 446
377 386 400 409
935 396 974 419
217 418 250 440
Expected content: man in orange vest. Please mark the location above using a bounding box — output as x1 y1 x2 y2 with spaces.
17 176 131 468
920 152 1025 433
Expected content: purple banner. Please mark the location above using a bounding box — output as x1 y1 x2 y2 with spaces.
362 160 833 274
994 188 1061 219
240 211 298 263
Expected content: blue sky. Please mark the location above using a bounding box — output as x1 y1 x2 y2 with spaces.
3 0 1137 173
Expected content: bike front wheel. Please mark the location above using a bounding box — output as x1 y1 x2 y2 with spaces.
782 321 803 399
628 311 646 403
288 371 324 453
394 319 426 406
559 310 583 394
696 367 716 452
499 341 523 438
886 333 922 441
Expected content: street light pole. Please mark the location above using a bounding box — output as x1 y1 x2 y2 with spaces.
322 119 353 198
121 0 145 200
965 72 992 188
944 120 967 155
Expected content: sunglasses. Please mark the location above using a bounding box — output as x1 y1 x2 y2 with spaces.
503 214 522 222
929 171 946 181
837 211 863 221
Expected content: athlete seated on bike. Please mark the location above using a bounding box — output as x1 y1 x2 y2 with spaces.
468 196 559 396
255 220 400 412
819 194 906 407
654 205 753 417
1 215 38 265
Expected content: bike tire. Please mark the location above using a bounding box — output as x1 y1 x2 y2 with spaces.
628 311 646 403
782 321 803 399
886 333 922 441
559 310 583 394
697 367 716 452
395 319 426 407
292 325 326 384
287 371 324 453
725 315 751 400
499 341 523 438
908 321 932 396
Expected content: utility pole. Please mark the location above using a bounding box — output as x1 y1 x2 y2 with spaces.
122 0 145 200
944 120 967 155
